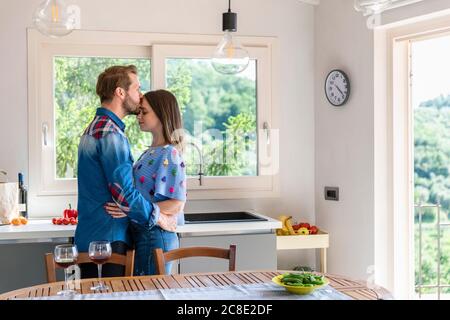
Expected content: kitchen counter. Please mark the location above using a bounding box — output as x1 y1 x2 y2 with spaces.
0 220 75 242
0 212 281 243
0 212 280 294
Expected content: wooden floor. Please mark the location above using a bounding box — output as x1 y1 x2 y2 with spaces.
0 271 391 300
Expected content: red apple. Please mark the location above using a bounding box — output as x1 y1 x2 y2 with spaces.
309 226 319 234
52 218 57 225
299 222 310 229
56 218 63 225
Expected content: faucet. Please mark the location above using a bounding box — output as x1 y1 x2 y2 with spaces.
187 142 204 186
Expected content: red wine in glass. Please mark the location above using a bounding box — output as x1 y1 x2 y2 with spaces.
54 244 79 295
89 256 109 265
88 241 112 291
55 258 77 269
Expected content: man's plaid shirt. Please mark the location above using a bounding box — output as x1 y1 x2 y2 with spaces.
74 107 159 252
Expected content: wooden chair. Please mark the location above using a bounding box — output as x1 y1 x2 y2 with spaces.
154 245 236 275
44 249 135 283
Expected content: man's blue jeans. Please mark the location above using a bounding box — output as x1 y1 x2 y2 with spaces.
130 222 179 276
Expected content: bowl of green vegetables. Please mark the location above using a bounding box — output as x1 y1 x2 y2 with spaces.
272 272 329 295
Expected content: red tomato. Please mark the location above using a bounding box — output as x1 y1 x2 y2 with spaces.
52 218 57 225
62 218 70 225
69 218 77 225
56 218 63 225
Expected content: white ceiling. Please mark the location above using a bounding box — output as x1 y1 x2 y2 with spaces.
297 0 320 5
298 0 425 9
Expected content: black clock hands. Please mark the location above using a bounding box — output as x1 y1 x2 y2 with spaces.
334 85 345 98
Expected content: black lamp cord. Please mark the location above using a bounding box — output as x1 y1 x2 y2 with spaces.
222 0 237 32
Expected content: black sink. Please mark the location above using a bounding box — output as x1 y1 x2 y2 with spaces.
184 212 267 224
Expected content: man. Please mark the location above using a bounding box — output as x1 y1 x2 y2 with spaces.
74 65 159 278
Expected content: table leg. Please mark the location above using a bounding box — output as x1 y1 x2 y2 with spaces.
320 248 327 273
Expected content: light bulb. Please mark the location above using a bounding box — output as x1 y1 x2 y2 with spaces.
212 31 250 75
33 0 75 38
354 0 393 15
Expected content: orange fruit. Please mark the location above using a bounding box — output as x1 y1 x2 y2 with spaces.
19 217 28 225
11 218 21 226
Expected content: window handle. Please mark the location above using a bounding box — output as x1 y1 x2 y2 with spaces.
42 123 48 147
0 170 7 183
263 121 270 145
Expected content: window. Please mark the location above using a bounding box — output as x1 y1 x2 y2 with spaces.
55 56 151 179
411 34 450 300
30 41 151 199
152 44 276 193
166 58 258 177
28 30 279 217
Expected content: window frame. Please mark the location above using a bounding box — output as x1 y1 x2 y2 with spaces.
37 44 151 195
152 44 275 195
27 29 280 217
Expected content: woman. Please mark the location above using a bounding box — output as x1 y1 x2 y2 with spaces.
105 89 186 275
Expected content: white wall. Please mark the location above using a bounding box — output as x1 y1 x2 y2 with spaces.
0 0 316 269
315 0 375 280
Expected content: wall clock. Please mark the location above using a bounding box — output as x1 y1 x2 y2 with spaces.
325 70 350 107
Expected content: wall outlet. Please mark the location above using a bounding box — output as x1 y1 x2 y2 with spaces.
324 187 339 201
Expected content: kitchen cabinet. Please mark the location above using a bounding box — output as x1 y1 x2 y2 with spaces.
177 231 277 274
0 241 69 293
276 229 329 273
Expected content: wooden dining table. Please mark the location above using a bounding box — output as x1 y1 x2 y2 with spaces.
0 270 391 300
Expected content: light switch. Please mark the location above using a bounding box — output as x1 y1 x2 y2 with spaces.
324 187 339 201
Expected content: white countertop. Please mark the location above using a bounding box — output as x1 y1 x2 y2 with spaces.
0 220 75 241
177 213 281 236
0 213 281 243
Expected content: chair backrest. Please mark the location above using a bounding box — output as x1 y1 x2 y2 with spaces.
154 245 236 275
44 249 135 283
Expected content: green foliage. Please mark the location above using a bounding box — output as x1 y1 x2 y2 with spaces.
54 57 151 178
414 95 450 296
414 103 450 215
204 113 256 176
166 58 257 177
167 59 256 132
415 224 450 296
414 206 436 224
166 59 191 114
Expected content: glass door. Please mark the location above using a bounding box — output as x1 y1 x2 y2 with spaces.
411 34 450 300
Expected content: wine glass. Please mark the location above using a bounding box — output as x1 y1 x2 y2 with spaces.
54 244 79 296
88 241 112 291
